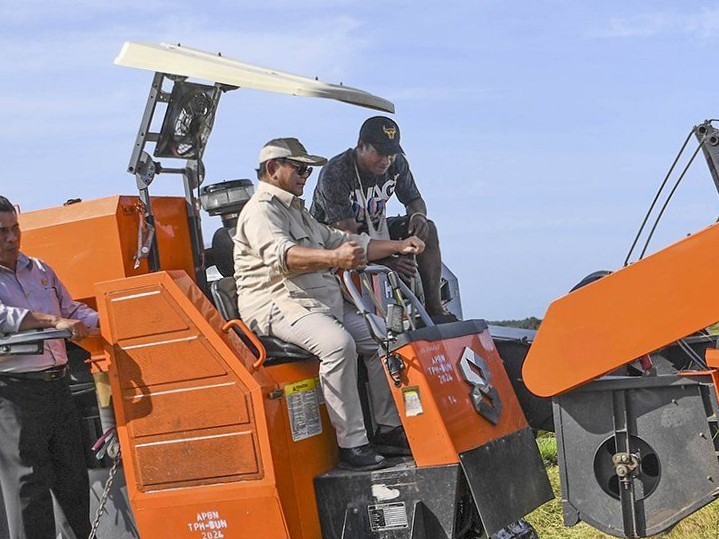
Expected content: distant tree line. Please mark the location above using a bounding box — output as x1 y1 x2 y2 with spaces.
488 317 542 330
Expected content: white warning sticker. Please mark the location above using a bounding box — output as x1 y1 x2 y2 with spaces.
285 378 323 442
402 386 423 417
368 501 409 531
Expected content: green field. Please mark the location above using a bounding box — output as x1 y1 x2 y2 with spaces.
527 435 719 539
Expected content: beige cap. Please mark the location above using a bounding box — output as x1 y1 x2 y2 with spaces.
258 138 327 166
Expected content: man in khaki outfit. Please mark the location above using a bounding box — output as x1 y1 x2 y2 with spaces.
233 138 424 470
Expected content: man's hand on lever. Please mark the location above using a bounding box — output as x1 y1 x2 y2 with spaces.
398 236 425 255
54 318 89 341
19 312 90 341
333 241 368 270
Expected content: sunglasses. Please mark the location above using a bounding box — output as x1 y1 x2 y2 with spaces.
279 159 313 178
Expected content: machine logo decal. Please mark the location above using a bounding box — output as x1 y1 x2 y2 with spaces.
457 347 503 425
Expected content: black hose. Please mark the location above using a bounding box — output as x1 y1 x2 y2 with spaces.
623 130 694 266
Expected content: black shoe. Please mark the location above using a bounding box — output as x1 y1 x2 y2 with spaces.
373 426 412 456
338 444 387 471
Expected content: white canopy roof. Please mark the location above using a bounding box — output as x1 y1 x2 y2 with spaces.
115 41 395 113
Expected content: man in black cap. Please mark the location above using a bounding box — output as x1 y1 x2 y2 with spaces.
311 116 451 320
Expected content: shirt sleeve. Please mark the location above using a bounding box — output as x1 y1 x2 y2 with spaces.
50 268 99 328
317 220 371 253
312 161 356 225
393 155 422 206
238 200 297 274
0 303 30 334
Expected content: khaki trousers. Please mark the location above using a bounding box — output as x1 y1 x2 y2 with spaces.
268 302 400 448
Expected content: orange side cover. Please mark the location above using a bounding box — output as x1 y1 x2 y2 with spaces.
523 221 719 397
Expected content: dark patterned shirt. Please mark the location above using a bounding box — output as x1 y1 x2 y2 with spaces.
310 148 422 233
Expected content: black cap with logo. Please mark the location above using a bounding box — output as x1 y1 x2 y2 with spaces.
358 116 404 156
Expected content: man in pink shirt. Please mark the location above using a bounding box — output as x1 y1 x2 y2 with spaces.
0 195 98 539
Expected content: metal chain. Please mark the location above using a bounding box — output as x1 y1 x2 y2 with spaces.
88 451 121 539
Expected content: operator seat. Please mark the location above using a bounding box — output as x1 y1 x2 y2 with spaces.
210 277 317 365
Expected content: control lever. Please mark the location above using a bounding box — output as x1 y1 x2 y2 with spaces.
385 303 404 336
133 209 156 270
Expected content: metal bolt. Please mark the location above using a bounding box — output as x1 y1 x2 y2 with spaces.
616 465 628 477
700 432 707 439
709 476 714 482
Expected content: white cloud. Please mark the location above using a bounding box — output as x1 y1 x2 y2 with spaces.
593 7 719 39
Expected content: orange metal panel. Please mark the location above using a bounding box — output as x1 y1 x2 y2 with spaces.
134 428 259 484
132 494 289 539
262 362 338 539
124 382 250 438
706 349 719 369
114 337 229 389
19 196 195 307
523 221 719 397
390 327 528 467
96 271 290 538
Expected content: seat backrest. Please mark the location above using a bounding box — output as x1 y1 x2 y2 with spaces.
210 275 317 364
210 276 240 321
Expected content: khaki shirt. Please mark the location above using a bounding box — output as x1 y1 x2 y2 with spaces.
233 181 370 334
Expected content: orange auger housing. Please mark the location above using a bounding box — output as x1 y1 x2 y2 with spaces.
523 219 719 398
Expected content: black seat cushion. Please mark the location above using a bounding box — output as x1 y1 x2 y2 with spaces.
210 277 317 365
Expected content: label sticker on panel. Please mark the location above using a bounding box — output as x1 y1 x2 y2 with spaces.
368 502 409 532
284 378 322 442
402 386 423 417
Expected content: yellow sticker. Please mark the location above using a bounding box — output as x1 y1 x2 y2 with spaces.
284 378 317 396
284 378 323 442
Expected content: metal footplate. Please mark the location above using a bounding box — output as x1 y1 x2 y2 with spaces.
554 373 719 538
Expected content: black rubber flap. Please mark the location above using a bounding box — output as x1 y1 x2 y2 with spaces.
314 463 462 539
459 427 553 536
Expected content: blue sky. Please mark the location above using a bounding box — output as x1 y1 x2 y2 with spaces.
2 1 719 319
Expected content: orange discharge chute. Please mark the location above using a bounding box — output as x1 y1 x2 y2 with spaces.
523 221 719 397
